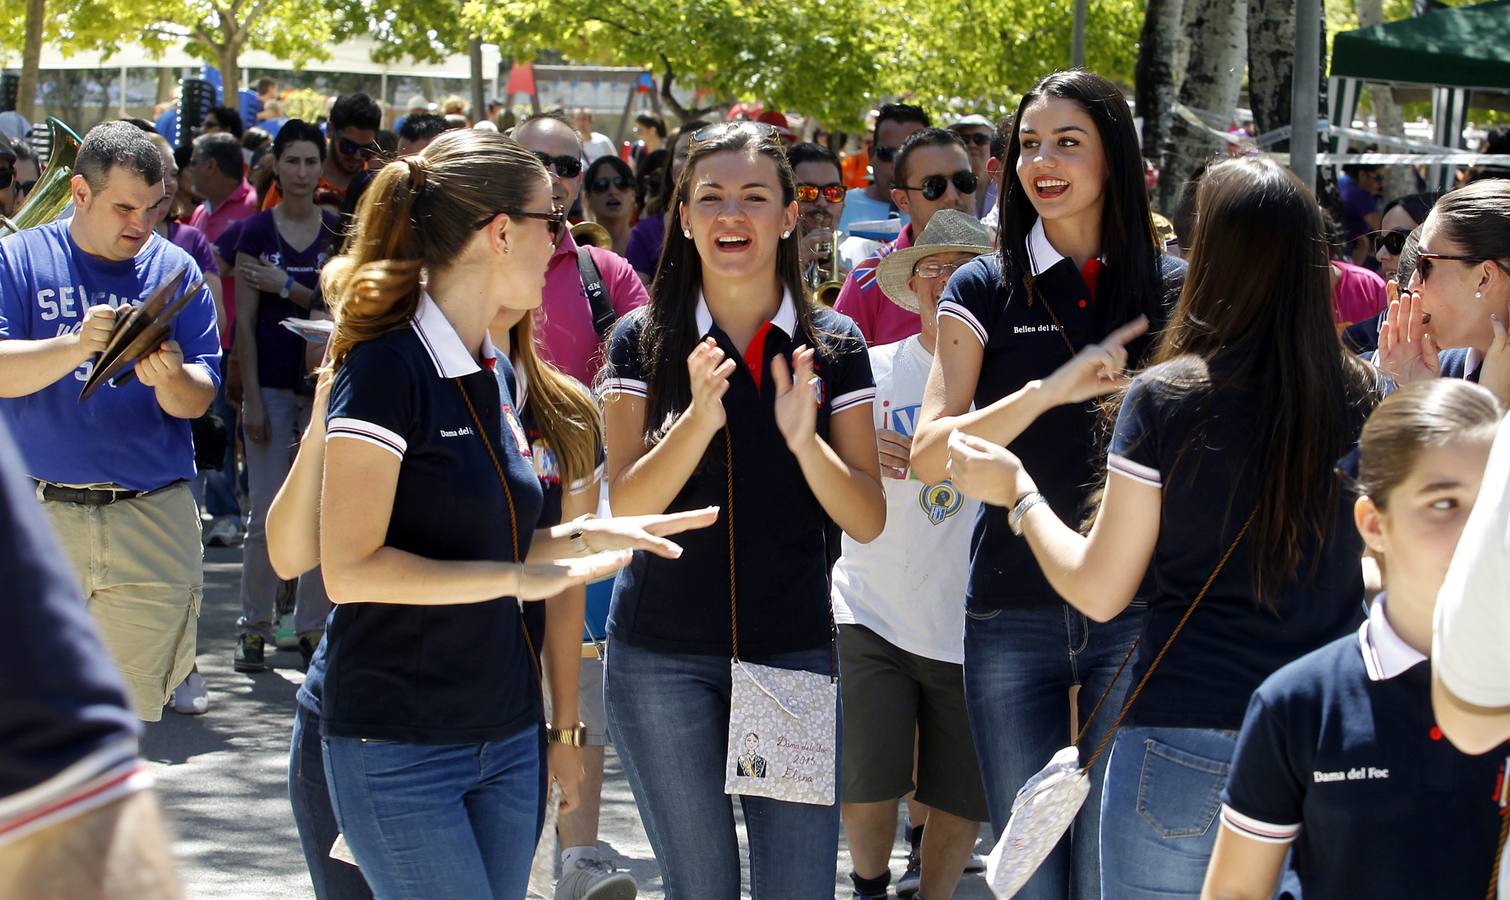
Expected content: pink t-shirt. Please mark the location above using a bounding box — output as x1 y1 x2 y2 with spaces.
834 225 919 347
189 180 260 349
1331 260 1388 328
534 231 651 385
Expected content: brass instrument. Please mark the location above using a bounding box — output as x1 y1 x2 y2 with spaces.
801 208 845 307
1 117 81 235
571 221 614 250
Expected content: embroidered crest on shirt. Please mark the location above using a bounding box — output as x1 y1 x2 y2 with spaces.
918 481 965 525
501 404 532 459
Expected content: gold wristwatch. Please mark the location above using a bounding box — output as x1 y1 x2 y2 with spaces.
546 722 587 747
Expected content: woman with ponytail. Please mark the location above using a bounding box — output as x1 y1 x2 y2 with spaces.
303 128 713 899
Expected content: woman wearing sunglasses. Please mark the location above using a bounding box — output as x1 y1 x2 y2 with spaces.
1377 178 1510 405
310 129 715 899
583 155 636 255
911 70 1184 900
601 121 885 898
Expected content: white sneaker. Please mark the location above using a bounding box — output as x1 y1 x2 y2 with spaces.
965 851 986 873
205 516 242 548
169 670 209 715
555 856 637 900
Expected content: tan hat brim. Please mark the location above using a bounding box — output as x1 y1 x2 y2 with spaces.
876 243 994 314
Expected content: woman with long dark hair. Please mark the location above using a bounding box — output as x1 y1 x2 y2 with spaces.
600 122 885 897
1376 178 1510 404
309 128 711 898
911 69 1183 900
945 156 1381 897
624 120 708 283
583 155 636 255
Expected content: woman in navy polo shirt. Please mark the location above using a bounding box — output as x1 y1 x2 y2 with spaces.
910 69 1183 900
946 156 1382 897
1205 379 1507 900
600 122 886 898
311 129 710 900
1376 178 1510 402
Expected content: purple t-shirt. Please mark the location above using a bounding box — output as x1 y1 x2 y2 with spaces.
1338 174 1378 248
166 223 218 277
219 210 339 391
625 214 667 278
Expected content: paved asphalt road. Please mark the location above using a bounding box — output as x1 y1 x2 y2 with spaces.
142 547 996 899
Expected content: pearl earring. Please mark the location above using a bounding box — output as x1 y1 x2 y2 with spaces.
782 230 791 239
683 229 692 238
1476 291 1483 299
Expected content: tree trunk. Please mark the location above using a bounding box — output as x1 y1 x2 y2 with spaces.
1355 0 1412 199
468 38 484 126
217 37 242 99
1159 0 1245 211
1135 0 1184 180
1173 0 1200 95
1246 0 1296 143
17 0 46 120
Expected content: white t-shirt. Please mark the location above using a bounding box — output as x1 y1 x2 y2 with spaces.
1433 414 1510 707
831 336 978 664
581 132 617 163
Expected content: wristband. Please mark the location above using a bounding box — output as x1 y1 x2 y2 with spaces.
1009 491 1047 536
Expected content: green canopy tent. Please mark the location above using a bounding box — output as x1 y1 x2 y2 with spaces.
1329 0 1510 188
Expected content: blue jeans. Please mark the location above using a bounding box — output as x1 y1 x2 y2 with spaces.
1098 726 1237 899
289 705 373 900
963 602 1142 900
321 725 545 900
603 638 841 899
201 364 240 518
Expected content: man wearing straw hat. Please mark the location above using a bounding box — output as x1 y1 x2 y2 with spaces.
831 209 993 900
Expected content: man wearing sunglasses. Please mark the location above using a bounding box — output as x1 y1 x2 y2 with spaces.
259 93 380 212
948 114 995 218
836 128 978 346
509 109 649 900
789 142 849 281
836 103 930 239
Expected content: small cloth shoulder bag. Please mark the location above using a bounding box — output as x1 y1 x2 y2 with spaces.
985 510 1255 898
718 425 839 807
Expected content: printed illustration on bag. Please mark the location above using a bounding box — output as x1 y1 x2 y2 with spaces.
736 733 768 778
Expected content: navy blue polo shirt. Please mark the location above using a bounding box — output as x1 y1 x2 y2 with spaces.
935 220 1184 613
602 290 875 656
315 294 545 745
1439 347 1481 382
1221 598 1508 898
1107 362 1375 729
0 418 148 846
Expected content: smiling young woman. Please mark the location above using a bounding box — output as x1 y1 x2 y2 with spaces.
910 70 1184 900
599 121 885 898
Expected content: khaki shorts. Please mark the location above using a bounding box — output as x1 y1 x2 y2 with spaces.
41 482 203 722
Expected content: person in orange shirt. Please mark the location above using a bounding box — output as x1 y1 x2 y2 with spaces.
261 94 380 212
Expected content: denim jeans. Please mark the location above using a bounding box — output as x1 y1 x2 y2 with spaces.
962 602 1142 900
200 378 241 518
322 724 545 900
237 387 329 641
289 705 373 900
1098 726 1238 900
603 638 841 899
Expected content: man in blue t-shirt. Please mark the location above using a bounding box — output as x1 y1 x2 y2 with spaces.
0 121 221 723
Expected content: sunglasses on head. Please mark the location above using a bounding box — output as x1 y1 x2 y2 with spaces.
896 170 979 202
795 182 846 204
958 132 993 147
1372 228 1411 256
534 151 584 179
692 121 779 144
872 145 900 163
473 205 568 248
336 137 379 159
590 174 633 193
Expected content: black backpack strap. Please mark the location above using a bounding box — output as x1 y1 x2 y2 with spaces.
577 246 615 342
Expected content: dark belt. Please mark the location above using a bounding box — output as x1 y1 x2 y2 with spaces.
35 480 181 506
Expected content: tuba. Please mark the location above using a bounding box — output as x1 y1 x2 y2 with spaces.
0 117 81 235
571 221 614 250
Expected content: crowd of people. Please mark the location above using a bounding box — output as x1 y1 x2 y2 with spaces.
0 65 1508 900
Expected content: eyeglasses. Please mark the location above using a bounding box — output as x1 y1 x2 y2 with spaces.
1372 228 1411 257
795 182 846 204
473 205 568 248
872 145 900 163
0 168 13 190
692 121 779 144
335 137 380 160
1415 251 1489 282
895 170 979 202
912 258 973 279
534 151 584 179
589 175 633 193
958 132 993 147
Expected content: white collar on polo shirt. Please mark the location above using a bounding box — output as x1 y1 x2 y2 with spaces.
410 291 499 379
1023 218 1107 277
1357 593 1428 682
694 287 799 340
